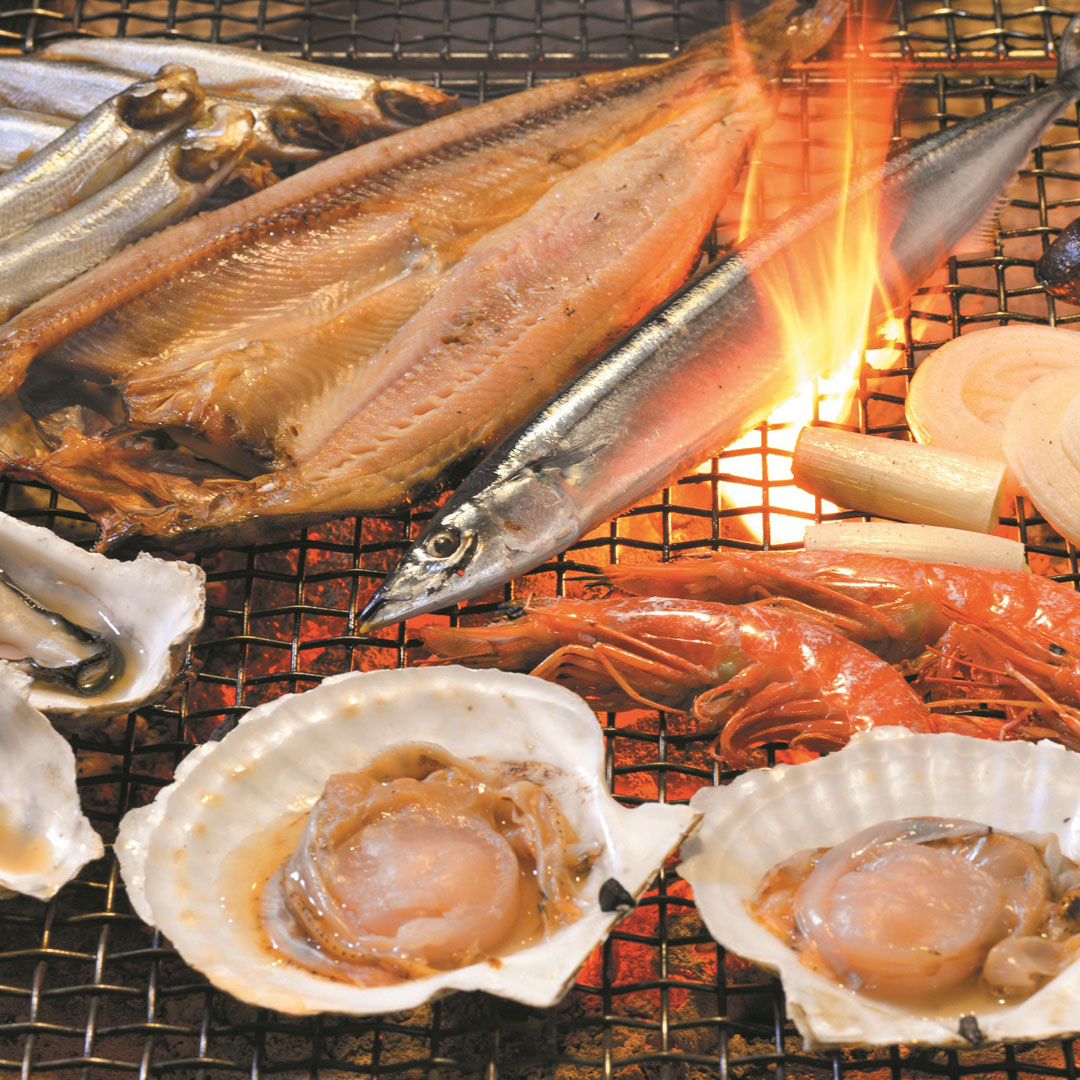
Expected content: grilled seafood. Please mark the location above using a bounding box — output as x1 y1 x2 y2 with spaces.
263 743 594 983
0 0 839 550
750 817 1080 1002
420 595 939 765
116 667 699 1013
0 57 437 167
0 103 254 323
595 551 1080 745
359 14 1080 631
0 511 205 722
0 664 103 900
681 729 1080 1048
0 108 71 171
39 36 456 129
0 65 203 242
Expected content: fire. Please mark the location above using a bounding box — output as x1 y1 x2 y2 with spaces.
715 37 900 546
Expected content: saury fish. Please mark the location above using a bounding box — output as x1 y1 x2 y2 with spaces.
358 14 1080 630
0 0 841 548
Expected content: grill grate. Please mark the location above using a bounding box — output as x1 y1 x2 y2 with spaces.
2 1 1080 1077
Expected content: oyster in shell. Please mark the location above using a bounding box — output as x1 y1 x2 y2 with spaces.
0 663 103 899
0 512 205 720
679 728 1080 1048
116 667 700 1015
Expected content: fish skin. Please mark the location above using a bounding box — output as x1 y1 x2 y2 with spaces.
40 37 457 125
358 15 1080 630
0 104 255 324
0 65 204 242
0 109 71 171
0 59 407 164
0 0 839 549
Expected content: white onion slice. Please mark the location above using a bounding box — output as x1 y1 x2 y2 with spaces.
804 522 1028 571
906 325 1080 491
1003 368 1080 547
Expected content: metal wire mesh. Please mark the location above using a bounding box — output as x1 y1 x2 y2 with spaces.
1 0 1080 1076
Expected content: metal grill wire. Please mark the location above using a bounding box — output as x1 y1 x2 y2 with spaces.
1 0 1080 1077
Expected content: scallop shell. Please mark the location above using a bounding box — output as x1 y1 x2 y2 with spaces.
0 512 205 721
0 664 103 899
679 728 1080 1049
117 666 700 1015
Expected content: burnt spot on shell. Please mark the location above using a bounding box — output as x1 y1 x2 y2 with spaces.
599 877 635 913
958 1014 984 1045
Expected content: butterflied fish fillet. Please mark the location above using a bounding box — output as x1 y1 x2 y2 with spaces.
0 0 843 550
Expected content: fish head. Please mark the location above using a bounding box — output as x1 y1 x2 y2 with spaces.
359 465 582 630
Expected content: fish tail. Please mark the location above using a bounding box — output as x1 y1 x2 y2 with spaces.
683 0 846 70
1058 14 1080 90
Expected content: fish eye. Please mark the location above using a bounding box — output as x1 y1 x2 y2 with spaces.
424 528 462 559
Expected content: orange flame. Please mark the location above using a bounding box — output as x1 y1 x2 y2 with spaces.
714 37 900 546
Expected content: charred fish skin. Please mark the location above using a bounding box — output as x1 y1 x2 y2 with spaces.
0 108 71 171
0 103 255 324
0 65 204 242
40 37 457 128
358 15 1080 630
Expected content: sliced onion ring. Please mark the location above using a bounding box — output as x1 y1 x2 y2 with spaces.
907 325 1080 493
1003 368 1080 547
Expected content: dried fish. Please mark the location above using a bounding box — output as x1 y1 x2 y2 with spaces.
0 58 426 165
0 0 841 550
41 37 456 128
0 65 203 241
358 15 1080 628
0 108 70 171
0 103 254 323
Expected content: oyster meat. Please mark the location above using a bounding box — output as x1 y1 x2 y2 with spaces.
680 728 1080 1048
117 667 700 1015
0 511 205 720
0 663 103 899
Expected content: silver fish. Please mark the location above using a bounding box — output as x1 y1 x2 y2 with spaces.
359 14 1080 630
0 65 203 241
39 37 457 128
0 58 392 164
0 108 70 172
0 103 254 323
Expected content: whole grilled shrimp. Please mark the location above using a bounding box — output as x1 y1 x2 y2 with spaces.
597 551 1080 746
420 596 946 766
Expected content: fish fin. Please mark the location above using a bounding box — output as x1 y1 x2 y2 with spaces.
950 190 1012 255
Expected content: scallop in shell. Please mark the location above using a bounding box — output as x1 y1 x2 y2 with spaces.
0 512 205 721
679 728 1080 1049
0 663 103 899
116 666 700 1015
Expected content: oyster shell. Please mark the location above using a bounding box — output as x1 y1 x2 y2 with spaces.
116 666 700 1015
679 728 1080 1049
0 663 103 899
0 512 205 720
